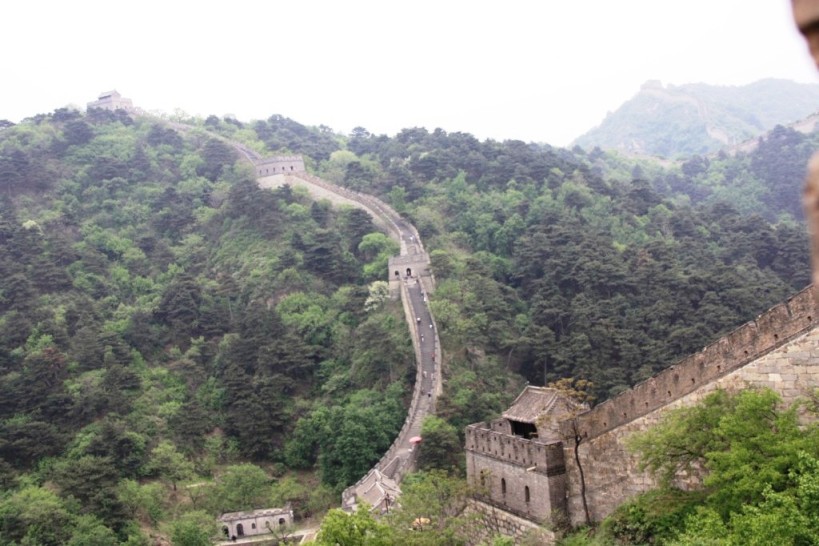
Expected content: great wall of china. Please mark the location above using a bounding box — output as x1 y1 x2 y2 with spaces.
247 157 442 513
225 138 819 543
560 286 819 525
242 152 819 541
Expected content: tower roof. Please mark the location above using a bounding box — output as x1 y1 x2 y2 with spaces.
502 386 560 424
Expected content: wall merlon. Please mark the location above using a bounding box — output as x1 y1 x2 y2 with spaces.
466 425 563 471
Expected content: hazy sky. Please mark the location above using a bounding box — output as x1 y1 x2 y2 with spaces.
4 1 818 146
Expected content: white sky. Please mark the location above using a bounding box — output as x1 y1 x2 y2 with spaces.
3 0 818 146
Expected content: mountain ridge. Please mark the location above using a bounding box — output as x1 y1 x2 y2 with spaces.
572 78 819 157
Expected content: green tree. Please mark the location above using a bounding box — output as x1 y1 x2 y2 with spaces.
0 485 74 546
52 455 128 531
610 388 819 544
118 478 165 525
215 463 270 511
630 388 815 514
170 510 217 546
66 514 118 546
385 471 470 545
149 440 195 492
417 416 463 472
315 505 393 546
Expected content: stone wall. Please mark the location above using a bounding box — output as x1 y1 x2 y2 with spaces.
465 423 566 522
461 499 555 545
561 286 819 524
257 173 398 240
255 156 305 176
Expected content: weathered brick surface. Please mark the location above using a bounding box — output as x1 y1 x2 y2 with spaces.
466 422 569 523
461 499 555 545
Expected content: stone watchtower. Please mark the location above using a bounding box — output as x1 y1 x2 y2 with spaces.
87 90 134 112
388 253 431 299
465 387 585 523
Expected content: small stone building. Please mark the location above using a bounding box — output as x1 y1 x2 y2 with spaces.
465 386 585 523
87 90 134 112
218 507 294 540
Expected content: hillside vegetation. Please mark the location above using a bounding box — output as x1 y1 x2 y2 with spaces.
572 79 819 157
0 104 815 543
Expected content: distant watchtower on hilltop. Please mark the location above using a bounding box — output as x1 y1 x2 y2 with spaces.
87 90 134 113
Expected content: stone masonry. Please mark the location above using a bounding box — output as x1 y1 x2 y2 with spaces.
561 286 819 524
255 156 305 177
465 387 584 528
87 90 134 112
467 286 819 537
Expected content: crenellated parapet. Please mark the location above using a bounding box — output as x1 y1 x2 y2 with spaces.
465 423 563 472
558 284 819 525
255 156 305 176
563 285 817 442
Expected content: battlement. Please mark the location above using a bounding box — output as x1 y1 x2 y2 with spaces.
563 284 817 442
87 90 134 112
465 422 564 472
256 156 305 176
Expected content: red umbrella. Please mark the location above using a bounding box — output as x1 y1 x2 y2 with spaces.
409 436 423 444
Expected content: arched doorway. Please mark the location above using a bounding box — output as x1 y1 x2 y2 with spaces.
237 523 244 537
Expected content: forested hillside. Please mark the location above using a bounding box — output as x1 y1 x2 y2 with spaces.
0 105 814 543
0 109 415 543
572 79 819 157
217 116 809 400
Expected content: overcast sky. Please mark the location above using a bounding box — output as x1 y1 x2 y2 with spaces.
3 1 818 146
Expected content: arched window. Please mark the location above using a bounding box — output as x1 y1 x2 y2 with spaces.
525 485 530 503
251 523 256 529
279 517 286 526
501 478 506 496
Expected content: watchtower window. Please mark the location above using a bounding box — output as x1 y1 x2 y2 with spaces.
525 485 530 503
406 267 412 277
479 469 489 489
394 270 400 277
510 420 538 439
501 478 506 496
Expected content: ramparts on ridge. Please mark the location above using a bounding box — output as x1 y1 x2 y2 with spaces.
563 285 816 442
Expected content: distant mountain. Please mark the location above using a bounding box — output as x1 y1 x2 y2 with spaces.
572 78 819 158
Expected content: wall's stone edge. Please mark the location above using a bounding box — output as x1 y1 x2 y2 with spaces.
563 324 819 525
563 286 817 442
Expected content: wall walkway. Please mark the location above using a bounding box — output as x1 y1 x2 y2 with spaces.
250 168 440 511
